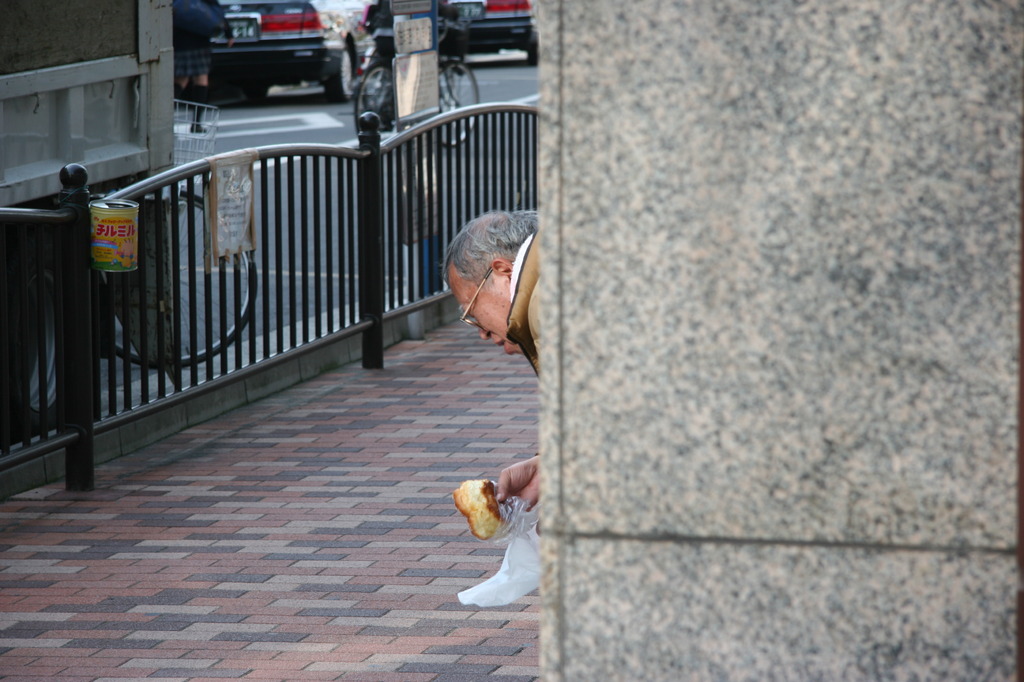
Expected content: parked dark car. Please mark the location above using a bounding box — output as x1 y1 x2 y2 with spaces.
211 0 363 102
449 0 537 65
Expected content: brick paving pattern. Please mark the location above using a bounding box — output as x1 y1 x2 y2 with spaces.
0 325 540 681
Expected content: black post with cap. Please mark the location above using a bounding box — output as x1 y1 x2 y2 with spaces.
58 163 95 491
357 112 385 369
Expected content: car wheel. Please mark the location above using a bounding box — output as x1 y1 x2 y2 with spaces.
526 38 539 66
324 48 355 103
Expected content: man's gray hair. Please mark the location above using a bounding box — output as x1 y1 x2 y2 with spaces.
443 210 538 285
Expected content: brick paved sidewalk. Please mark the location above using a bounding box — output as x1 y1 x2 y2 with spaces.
0 325 540 681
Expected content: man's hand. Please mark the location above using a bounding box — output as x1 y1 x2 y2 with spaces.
496 455 540 510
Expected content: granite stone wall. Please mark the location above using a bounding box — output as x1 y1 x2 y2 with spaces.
536 1 1021 678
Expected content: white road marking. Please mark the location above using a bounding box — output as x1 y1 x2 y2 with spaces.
217 113 346 139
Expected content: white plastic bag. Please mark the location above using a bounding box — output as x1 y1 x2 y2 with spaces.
458 499 540 607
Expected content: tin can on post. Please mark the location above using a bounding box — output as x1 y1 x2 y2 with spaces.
89 199 139 272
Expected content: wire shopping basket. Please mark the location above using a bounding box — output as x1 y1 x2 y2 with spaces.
173 99 220 165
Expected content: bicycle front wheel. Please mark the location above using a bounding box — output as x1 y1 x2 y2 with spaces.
354 65 396 132
439 62 479 145
172 189 257 367
439 62 479 112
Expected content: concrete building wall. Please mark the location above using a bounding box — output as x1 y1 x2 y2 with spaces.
1 0 140 75
536 1 1020 678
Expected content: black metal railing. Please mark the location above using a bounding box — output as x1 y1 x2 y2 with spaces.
0 165 95 489
0 103 537 491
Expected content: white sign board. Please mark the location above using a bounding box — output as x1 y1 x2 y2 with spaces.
395 17 434 54
392 0 431 14
395 51 440 123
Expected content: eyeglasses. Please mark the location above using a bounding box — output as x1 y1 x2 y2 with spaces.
459 267 493 330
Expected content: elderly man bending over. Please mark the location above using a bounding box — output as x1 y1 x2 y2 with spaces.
443 210 541 508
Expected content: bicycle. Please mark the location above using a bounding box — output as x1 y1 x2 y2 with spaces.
353 13 479 137
168 186 258 367
109 116 258 370
163 104 258 367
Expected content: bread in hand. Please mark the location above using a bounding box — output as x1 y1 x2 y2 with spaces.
453 479 503 539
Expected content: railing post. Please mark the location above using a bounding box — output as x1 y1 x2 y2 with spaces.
59 163 95 491
358 112 385 369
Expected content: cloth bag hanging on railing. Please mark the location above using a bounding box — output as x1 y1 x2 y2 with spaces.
173 0 226 37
